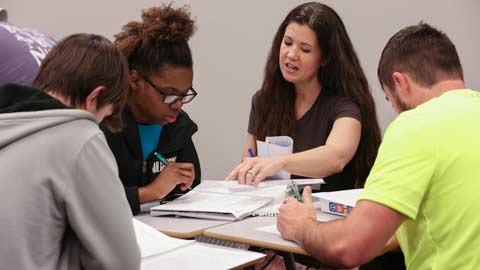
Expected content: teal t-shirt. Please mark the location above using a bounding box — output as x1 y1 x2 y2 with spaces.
359 89 480 270
137 124 163 160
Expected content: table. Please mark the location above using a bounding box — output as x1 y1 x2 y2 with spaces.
204 211 341 254
135 213 231 239
203 211 342 269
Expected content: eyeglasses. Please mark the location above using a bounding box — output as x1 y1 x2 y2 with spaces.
136 70 197 104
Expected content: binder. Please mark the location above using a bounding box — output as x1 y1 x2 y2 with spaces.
312 189 363 216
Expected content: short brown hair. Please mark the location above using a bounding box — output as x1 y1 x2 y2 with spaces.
33 33 130 132
378 22 463 90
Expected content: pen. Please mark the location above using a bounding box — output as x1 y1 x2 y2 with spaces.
154 152 169 166
248 148 255 158
290 180 304 203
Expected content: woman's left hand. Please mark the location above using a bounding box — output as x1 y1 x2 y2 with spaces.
225 155 287 186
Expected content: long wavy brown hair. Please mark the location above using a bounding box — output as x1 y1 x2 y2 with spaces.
253 2 381 187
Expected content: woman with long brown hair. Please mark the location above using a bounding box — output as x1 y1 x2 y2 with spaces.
227 2 381 191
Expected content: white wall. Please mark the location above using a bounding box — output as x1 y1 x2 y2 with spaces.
4 0 480 179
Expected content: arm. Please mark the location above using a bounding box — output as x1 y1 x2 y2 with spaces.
283 117 361 177
138 162 195 203
227 117 361 185
277 187 406 268
66 133 140 270
175 137 201 189
139 136 199 203
158 137 201 201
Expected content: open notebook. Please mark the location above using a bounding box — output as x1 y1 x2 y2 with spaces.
134 218 265 270
151 179 324 220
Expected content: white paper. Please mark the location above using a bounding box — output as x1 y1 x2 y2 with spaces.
132 218 193 258
198 180 289 205
256 136 293 179
141 243 265 270
257 224 281 235
151 190 272 220
255 211 344 236
224 178 325 192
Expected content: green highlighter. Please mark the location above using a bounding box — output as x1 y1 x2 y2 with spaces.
154 152 169 165
290 180 304 203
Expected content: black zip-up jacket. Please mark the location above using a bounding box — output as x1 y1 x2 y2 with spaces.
102 107 201 214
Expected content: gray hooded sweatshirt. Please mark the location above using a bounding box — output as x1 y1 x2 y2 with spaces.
0 84 141 270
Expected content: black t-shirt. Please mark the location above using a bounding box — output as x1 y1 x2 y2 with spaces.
248 89 361 191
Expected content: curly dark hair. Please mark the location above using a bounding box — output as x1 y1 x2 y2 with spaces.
253 2 381 187
115 4 196 76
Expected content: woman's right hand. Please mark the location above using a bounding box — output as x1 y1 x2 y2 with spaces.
225 155 288 186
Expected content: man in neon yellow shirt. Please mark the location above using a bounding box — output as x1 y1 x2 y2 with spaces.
277 22 480 269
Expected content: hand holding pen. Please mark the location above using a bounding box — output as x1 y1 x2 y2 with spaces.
277 186 317 241
153 152 194 191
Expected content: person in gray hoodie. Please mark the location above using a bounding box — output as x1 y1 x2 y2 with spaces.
0 33 141 270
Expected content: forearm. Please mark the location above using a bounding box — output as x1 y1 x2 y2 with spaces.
294 201 404 268
296 219 361 268
283 146 351 178
139 184 170 204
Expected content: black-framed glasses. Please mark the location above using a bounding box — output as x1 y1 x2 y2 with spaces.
136 70 197 104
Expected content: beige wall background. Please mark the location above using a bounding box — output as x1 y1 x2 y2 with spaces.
3 0 479 179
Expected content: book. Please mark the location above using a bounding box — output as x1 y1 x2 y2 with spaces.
133 218 265 270
312 189 363 216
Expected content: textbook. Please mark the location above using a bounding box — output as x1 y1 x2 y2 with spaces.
312 188 363 216
134 219 265 270
150 180 322 220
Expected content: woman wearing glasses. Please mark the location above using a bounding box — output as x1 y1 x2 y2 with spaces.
102 5 200 214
